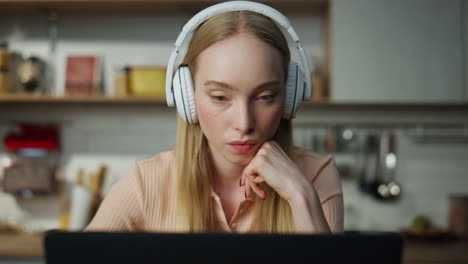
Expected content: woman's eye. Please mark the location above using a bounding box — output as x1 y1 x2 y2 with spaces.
257 94 276 101
211 95 228 102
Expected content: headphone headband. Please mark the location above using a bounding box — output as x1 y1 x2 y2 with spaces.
166 0 311 107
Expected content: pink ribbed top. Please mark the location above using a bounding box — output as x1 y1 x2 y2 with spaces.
86 148 343 233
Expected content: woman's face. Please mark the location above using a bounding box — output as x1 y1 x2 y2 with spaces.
193 32 285 166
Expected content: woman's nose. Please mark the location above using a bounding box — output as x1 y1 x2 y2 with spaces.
233 101 255 134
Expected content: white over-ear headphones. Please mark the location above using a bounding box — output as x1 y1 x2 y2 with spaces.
166 0 312 124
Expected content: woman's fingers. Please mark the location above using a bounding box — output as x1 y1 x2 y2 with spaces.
245 173 265 184
250 183 266 199
252 176 265 183
245 182 252 198
243 173 265 200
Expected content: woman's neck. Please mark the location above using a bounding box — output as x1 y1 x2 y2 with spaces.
209 150 245 192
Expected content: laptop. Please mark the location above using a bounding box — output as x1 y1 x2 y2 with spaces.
44 231 403 264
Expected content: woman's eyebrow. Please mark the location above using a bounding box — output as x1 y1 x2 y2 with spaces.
204 80 281 91
204 80 236 90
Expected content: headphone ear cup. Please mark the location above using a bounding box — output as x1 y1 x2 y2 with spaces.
180 67 198 123
284 61 298 120
284 61 306 120
173 68 190 123
293 65 305 118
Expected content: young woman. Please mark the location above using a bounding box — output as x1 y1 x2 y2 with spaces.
86 2 343 234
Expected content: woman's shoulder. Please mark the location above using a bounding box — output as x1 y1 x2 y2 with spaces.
133 148 176 180
136 148 175 166
292 146 332 161
292 146 335 178
292 146 342 199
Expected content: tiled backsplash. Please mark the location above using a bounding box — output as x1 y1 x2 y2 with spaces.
1 105 467 232
0 105 178 192
340 130 468 231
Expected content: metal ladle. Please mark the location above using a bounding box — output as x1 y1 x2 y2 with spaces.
377 132 401 200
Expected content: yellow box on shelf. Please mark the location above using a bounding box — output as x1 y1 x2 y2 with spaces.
128 66 166 97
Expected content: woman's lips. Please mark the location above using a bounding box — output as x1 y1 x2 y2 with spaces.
230 144 255 153
228 140 257 153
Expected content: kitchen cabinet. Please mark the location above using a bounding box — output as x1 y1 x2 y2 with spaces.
465 0 468 102
331 0 464 103
0 0 328 15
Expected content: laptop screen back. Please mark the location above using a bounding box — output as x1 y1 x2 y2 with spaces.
45 231 403 264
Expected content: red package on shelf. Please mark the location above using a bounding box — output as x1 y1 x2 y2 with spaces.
3 123 60 152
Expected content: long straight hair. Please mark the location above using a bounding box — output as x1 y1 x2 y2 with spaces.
175 11 295 233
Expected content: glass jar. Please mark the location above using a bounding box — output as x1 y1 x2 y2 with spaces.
1 149 59 197
18 56 45 93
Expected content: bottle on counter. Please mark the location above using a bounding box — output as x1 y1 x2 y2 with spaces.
58 196 71 230
69 168 92 231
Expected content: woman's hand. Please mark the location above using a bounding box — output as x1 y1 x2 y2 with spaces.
241 141 333 233
241 141 309 201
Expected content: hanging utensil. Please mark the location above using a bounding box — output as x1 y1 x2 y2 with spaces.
382 132 401 200
375 132 401 201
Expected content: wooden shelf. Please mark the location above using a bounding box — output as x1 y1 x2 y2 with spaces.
0 94 167 104
0 0 329 15
1 94 467 110
302 100 468 108
0 94 330 105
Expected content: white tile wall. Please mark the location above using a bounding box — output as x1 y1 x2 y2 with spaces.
1 105 178 187
294 126 468 232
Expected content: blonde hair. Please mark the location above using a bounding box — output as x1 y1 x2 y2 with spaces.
175 11 295 233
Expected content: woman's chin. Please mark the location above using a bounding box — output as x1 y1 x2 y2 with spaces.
227 152 255 167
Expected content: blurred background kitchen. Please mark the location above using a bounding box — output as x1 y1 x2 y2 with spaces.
1 0 468 263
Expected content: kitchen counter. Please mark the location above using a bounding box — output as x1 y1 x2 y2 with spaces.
1 233 467 263
403 239 468 263
0 233 43 258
